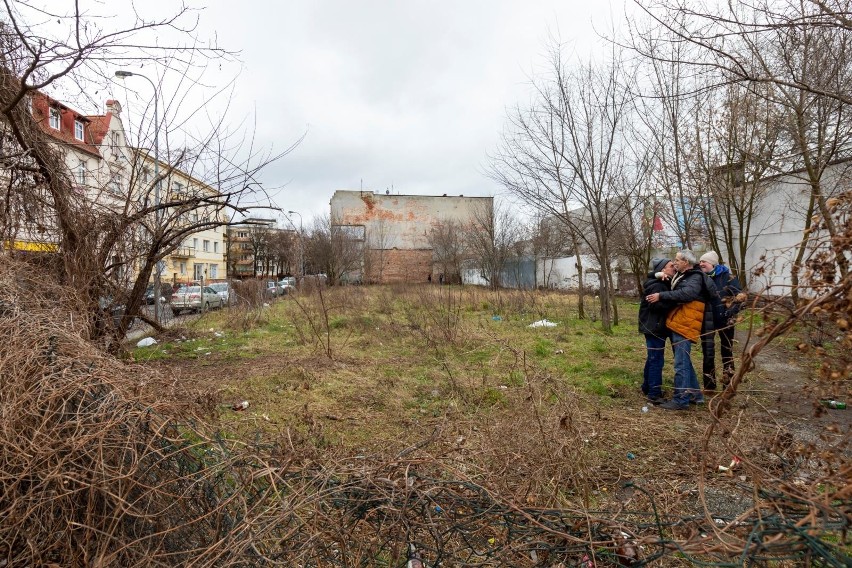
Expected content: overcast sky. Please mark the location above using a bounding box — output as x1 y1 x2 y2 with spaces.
40 1 632 225
195 1 633 224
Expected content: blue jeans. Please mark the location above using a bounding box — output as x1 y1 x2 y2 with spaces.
642 334 666 399
671 331 703 406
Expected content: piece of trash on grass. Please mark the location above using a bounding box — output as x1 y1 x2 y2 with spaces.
717 455 742 474
492 315 502 321
528 319 557 328
641 405 649 413
554 349 564 354
136 337 156 347
627 452 636 460
232 400 249 411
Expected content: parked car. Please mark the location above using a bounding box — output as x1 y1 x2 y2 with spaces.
265 280 281 297
209 282 232 305
171 285 223 313
277 276 296 295
144 284 168 305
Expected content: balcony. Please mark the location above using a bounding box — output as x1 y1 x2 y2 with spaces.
169 246 195 258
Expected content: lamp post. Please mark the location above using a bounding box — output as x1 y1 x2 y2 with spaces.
115 70 162 322
286 210 304 277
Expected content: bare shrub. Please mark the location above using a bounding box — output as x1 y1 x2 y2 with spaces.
401 284 465 347
224 280 268 331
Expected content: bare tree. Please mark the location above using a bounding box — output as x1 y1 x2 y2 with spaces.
691 84 780 289
0 3 301 348
426 218 467 284
633 0 852 299
305 215 364 285
490 45 641 331
529 214 572 289
464 199 520 291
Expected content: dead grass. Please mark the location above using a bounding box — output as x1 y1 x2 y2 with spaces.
139 285 846 512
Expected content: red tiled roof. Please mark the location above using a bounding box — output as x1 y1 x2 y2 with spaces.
31 92 101 158
86 113 111 145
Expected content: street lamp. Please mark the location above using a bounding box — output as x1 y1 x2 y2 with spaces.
286 210 304 277
115 70 163 322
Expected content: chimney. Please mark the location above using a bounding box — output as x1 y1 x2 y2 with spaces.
105 100 122 117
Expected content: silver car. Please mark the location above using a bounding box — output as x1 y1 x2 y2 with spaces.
209 282 232 305
171 285 223 314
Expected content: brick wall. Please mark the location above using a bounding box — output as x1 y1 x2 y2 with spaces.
366 249 433 283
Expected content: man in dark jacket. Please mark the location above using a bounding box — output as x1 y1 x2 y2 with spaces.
646 249 720 410
699 251 743 389
639 258 676 404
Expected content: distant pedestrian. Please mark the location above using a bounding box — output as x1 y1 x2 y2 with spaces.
698 251 743 389
638 258 676 404
439 273 444 285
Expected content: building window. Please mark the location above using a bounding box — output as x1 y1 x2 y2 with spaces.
76 161 86 185
74 120 84 141
110 131 120 153
179 262 186 275
193 264 204 281
49 107 60 130
209 264 218 279
237 231 248 238
141 168 150 184
172 181 184 196
192 238 198 250
109 172 122 193
213 241 218 253
203 240 209 252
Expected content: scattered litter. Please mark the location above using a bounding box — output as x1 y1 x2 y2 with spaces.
641 405 649 413
491 315 502 321
204 352 211 356
208 328 215 332
615 531 639 566
498 385 508 390
232 400 249 411
487 537 496 545
136 337 156 347
434 505 443 513
528 319 557 328
213 331 224 338
717 455 742 475
626 452 636 460
554 349 564 354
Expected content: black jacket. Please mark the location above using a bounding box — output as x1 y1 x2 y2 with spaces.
638 272 675 338
660 266 722 333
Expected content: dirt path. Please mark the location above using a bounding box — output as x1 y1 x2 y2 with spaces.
747 335 851 455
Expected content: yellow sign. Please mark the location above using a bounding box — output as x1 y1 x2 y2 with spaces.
5 240 59 252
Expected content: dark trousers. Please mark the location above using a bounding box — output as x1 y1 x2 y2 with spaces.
702 323 735 390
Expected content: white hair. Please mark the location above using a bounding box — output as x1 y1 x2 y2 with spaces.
677 249 697 265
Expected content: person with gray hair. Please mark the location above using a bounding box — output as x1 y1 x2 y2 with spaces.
645 249 720 410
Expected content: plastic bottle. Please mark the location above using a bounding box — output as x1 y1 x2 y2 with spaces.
822 400 847 409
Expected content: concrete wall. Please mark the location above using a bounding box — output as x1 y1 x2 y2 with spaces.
718 162 850 296
330 191 490 250
330 190 492 283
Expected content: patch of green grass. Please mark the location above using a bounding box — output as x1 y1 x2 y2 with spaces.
480 386 508 407
533 338 555 357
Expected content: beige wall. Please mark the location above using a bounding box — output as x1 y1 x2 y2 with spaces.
330 190 492 283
